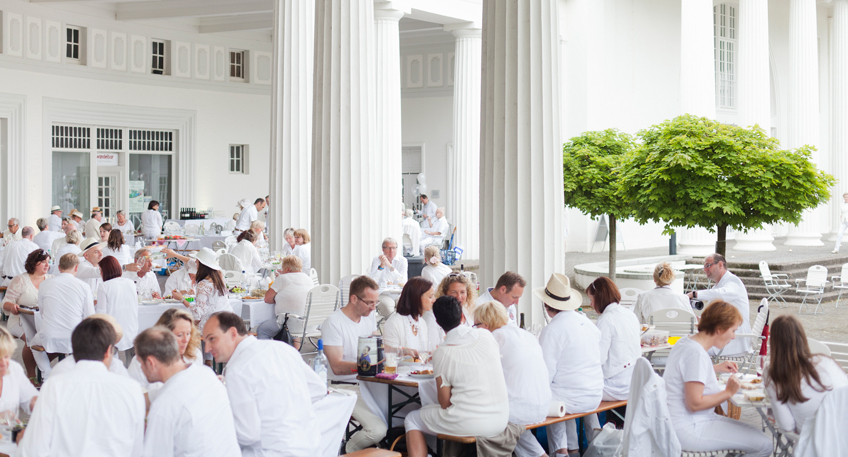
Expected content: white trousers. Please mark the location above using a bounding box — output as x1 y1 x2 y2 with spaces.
514 430 546 457
333 383 388 452
546 414 601 452
835 221 848 250
676 415 772 457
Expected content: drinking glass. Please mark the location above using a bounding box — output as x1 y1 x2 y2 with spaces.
384 347 398 374
418 350 431 365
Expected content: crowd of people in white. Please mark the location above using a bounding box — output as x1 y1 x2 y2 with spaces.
0 200 846 456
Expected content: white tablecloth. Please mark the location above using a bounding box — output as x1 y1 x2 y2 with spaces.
167 218 232 229
0 439 16 456
359 365 438 427
315 391 357 457
239 299 275 327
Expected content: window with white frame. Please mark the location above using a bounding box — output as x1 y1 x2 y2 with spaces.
229 145 247 174
230 50 246 81
151 39 168 75
714 3 737 109
66 26 82 63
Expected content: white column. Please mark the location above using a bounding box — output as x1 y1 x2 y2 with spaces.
268 0 314 252
784 0 823 246
734 0 776 251
374 2 406 245
677 0 718 255
446 24 482 260
480 0 564 326
312 0 379 284
832 0 848 238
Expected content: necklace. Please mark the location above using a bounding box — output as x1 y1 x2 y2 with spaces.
408 315 419 336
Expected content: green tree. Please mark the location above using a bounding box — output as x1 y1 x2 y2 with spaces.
619 114 834 257
563 129 635 281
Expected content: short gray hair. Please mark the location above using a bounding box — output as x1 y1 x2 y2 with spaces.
21 226 34 238
134 249 150 261
134 326 181 365
66 230 82 245
7 218 19 227
284 228 295 237
405 209 414 217
36 218 48 231
382 237 398 249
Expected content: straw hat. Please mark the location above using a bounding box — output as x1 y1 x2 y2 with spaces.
90 206 102 214
78 237 106 255
50 205 61 213
533 273 583 311
195 247 222 271
90 313 124 344
70 209 83 219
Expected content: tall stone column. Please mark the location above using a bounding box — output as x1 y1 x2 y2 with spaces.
268 0 314 251
734 0 776 251
312 0 379 284
480 0 564 326
447 24 482 260
785 0 823 246
832 0 848 239
374 2 406 245
677 0 718 255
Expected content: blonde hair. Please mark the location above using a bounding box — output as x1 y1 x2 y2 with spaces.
424 246 441 266
250 220 266 231
474 301 508 331
59 253 80 271
437 274 477 311
65 229 82 245
294 228 311 243
281 255 303 272
155 308 201 361
0 327 16 359
653 262 676 287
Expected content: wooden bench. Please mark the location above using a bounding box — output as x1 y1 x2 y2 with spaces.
341 449 401 457
436 400 627 447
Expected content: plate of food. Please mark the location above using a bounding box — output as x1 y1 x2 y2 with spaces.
408 369 435 380
744 391 766 402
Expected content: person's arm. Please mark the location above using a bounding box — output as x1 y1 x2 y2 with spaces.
19 382 56 456
367 257 383 281
2 277 23 316
538 331 560 384
95 284 107 314
766 381 797 433
684 376 739 413
323 345 358 376
436 376 452 409
162 249 190 263
264 288 277 304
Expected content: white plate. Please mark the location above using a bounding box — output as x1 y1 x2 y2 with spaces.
408 373 435 380
141 300 163 305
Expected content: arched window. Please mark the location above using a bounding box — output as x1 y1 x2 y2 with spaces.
714 3 737 109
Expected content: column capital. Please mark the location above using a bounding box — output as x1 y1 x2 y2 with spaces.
374 0 409 20
445 22 482 38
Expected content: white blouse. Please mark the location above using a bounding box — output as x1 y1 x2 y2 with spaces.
141 209 163 237
596 303 642 400
663 336 721 428
0 360 38 415
766 356 848 433
95 278 139 351
382 312 432 352
191 279 232 331
492 324 552 425
230 239 263 273
103 245 133 266
421 264 452 288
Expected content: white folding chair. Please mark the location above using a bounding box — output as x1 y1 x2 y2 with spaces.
795 265 829 314
163 220 181 234
223 270 245 286
300 284 341 352
184 224 200 236
648 308 698 370
224 235 237 249
831 263 848 309
760 261 790 308
310 268 319 286
715 298 769 374
218 253 244 272
807 338 832 357
618 287 643 310
212 240 228 251
823 341 848 371
338 275 361 310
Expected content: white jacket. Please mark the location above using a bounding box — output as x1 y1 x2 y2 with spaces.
621 357 682 457
596 303 642 379
795 385 848 457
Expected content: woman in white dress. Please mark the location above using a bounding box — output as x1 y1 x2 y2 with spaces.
292 228 311 272
663 301 772 457
421 246 452 287
230 230 263 273
404 296 509 457
765 315 848 433
588 277 642 402
95 256 138 353
474 302 551 457
141 200 163 239
0 327 38 416
632 261 694 324
383 277 435 357
102 229 132 266
2 250 52 380
128 308 203 408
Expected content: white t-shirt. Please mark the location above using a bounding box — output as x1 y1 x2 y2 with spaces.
663 336 721 428
270 271 314 317
477 288 518 326
321 308 376 383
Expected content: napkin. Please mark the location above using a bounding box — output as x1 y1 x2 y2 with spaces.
548 401 566 417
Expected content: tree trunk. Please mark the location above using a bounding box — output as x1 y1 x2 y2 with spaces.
609 214 617 282
715 224 728 257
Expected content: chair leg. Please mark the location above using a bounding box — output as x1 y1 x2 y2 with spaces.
836 289 844 309
814 294 824 315
798 295 809 314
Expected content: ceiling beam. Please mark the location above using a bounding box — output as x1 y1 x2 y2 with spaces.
406 0 481 27
116 0 273 21
199 14 273 33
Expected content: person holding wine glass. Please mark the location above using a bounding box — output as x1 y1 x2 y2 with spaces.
383 277 436 359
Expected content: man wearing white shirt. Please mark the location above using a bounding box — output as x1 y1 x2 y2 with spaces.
418 194 437 228
235 198 266 234
122 249 162 298
203 312 322 457
1 227 39 280
115 211 135 243
368 237 408 287
322 276 385 452
49 314 130 378
19 317 145 457
69 209 84 232
84 207 103 239
50 222 77 257
48 206 63 232
477 271 526 327
33 218 64 253
401 209 421 256
688 253 753 356
136 326 240 457
76 237 106 296
419 208 449 253
1 218 21 247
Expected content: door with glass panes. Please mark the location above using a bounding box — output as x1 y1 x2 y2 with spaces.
96 167 125 223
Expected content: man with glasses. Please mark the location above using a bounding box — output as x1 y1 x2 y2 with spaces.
1 218 21 246
368 237 408 287
0 227 39 283
687 253 752 356
321 276 386 452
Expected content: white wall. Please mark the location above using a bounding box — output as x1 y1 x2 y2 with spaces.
400 95 453 210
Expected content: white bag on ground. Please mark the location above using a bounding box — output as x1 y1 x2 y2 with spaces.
583 423 623 457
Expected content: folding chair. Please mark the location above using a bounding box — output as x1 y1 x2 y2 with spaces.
338 275 361 310
310 268 319 286
618 287 643 310
760 261 790 308
163 220 181 235
807 338 832 357
300 284 341 353
648 308 697 371
212 240 228 251
714 298 769 374
823 341 848 371
795 265 829 314
218 253 244 272
223 270 245 286
831 263 848 308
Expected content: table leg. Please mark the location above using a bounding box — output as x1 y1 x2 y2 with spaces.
387 385 393 428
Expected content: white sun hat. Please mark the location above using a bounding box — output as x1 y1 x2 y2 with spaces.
533 273 583 311
78 237 106 256
194 247 222 271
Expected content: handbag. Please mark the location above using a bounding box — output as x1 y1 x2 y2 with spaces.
272 314 294 346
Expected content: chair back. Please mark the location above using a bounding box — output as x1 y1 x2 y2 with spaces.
338 274 361 309
218 253 244 272
212 240 227 251
402 233 413 256
302 284 341 337
806 265 828 289
185 224 200 236
163 221 181 234
808 338 832 357
215 248 227 256
841 263 848 285
750 298 769 351
823 341 848 371
759 261 773 281
224 235 237 247
223 270 245 285
618 287 644 307
310 268 319 286
649 308 697 336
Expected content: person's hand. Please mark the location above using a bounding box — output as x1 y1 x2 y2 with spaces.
15 428 24 444
725 374 741 395
715 361 738 374
687 292 695 299
163 248 177 258
172 290 184 301
379 255 391 268
405 348 420 359
151 292 162 299
5 303 19 316
125 263 141 272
